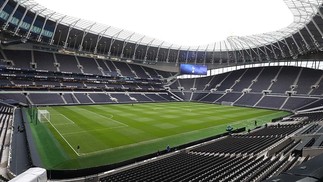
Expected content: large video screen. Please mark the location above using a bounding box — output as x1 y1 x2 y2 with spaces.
179 64 207 75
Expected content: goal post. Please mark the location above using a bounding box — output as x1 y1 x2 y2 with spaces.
37 110 50 123
221 101 233 106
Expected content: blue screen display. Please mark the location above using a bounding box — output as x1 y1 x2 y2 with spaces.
180 64 207 75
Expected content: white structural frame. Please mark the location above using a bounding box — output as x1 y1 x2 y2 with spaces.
10 0 323 52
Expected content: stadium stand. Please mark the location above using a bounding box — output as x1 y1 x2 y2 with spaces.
99 120 311 181
231 67 262 92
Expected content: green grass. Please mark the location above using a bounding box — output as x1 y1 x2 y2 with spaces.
28 102 290 169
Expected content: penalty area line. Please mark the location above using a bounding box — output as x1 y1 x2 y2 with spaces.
46 119 80 156
75 108 128 127
52 114 75 124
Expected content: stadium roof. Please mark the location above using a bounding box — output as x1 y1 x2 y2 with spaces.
33 0 292 47
15 0 323 51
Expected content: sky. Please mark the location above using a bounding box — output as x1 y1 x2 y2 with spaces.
35 0 294 47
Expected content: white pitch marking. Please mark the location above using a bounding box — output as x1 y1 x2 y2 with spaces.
62 126 127 136
46 118 80 156
52 114 75 124
74 108 128 127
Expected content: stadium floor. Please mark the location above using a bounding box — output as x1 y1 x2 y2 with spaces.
28 102 290 169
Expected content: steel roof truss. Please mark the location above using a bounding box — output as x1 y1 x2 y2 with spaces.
93 27 111 54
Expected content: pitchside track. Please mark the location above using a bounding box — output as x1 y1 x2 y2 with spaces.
28 102 290 169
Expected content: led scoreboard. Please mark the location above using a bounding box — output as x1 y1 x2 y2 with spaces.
179 64 207 75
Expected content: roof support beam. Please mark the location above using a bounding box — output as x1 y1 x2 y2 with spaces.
26 8 47 39
311 18 323 40
93 27 110 54
211 42 216 64
37 12 55 42
263 33 286 58
63 19 81 49
108 29 123 56
49 16 66 45
144 39 155 61
219 41 223 64
290 34 303 54
247 36 270 60
14 2 38 36
175 46 182 66
185 47 191 63
282 38 294 57
228 39 243 63
203 44 209 65
166 44 173 63
194 46 200 64
155 41 164 62
3 0 23 30
253 35 278 59
131 35 145 59
234 38 256 62
78 23 96 51
304 24 320 48
120 32 135 58
240 37 263 61
223 41 231 65
0 0 9 13
298 30 311 50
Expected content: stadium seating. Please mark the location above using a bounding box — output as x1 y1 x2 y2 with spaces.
256 95 287 109
282 97 318 111
33 51 57 71
269 67 300 93
234 93 263 107
3 50 31 69
191 136 283 155
199 93 223 103
216 69 245 91
77 56 102 75
167 66 322 111
0 104 14 179
216 92 243 103
99 121 306 181
231 67 262 92
250 67 281 92
1 48 323 181
55 54 82 73
294 68 322 95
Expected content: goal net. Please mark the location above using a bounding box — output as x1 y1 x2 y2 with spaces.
37 110 50 123
221 101 233 106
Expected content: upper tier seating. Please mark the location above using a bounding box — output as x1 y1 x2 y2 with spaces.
216 69 245 91
77 56 101 75
270 67 300 93
234 93 263 107
4 50 31 69
294 68 322 95
256 96 287 109
199 93 223 103
55 54 81 73
231 67 262 92
194 77 211 90
216 93 243 103
250 67 281 92
34 51 57 71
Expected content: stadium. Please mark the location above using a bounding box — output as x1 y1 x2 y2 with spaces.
0 0 323 181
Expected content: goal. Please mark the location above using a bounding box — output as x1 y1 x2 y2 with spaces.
221 101 233 106
37 110 50 123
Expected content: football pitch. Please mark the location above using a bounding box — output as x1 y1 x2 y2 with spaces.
28 102 290 169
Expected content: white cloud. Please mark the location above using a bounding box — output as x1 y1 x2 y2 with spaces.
35 0 293 47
